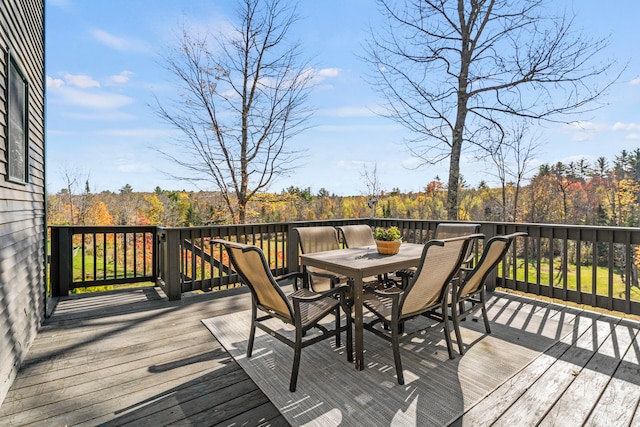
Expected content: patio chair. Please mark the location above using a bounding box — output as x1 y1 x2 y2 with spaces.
295 226 348 292
363 234 480 385
450 232 527 355
214 239 352 392
336 224 376 247
336 224 396 287
397 223 481 288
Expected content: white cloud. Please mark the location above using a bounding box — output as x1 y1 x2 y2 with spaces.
106 70 134 86
306 67 341 83
570 132 595 142
97 128 179 138
567 121 604 131
319 106 375 117
612 122 640 131
317 68 340 78
318 105 387 118
46 76 64 88
631 78 640 85
315 123 401 132
627 133 640 140
90 28 150 53
62 111 136 121
49 86 134 110
63 73 100 88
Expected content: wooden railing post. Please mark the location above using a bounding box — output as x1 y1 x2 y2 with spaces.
286 223 300 274
157 228 182 300
49 226 71 297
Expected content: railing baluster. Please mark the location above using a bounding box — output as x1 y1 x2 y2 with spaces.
608 232 614 310
47 221 640 314
576 230 582 305
625 232 632 314
562 229 568 301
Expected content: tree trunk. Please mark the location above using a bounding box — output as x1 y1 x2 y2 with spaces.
447 139 462 220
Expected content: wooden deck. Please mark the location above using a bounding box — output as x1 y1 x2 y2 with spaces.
1 286 640 426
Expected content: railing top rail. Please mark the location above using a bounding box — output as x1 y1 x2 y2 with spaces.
49 225 157 232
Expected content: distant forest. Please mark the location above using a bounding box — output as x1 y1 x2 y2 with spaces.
47 149 640 228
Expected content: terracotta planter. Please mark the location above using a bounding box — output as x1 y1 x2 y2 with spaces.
375 239 401 255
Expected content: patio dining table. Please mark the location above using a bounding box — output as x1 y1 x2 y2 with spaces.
299 242 425 371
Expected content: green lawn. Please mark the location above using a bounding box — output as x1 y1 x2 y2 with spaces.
506 258 640 301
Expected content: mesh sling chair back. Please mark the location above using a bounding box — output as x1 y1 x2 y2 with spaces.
295 226 347 292
336 224 376 248
450 232 528 355
363 234 481 385
397 223 481 288
434 223 481 265
214 239 352 392
337 224 397 287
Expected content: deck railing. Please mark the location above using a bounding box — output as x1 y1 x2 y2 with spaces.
49 219 640 315
49 226 158 296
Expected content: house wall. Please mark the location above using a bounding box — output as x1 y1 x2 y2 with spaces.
0 0 46 405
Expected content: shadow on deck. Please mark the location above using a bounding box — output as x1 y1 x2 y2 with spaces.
1 286 639 426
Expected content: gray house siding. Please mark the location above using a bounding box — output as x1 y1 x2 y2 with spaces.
0 0 46 405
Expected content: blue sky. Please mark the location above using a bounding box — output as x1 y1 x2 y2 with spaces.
45 0 640 196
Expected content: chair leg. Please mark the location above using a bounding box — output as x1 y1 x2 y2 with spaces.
451 300 465 355
441 301 456 359
247 304 257 357
391 321 404 385
335 305 341 347
346 311 353 363
290 328 303 392
480 291 491 334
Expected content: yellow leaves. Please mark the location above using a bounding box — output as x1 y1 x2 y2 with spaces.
141 194 165 226
86 200 114 226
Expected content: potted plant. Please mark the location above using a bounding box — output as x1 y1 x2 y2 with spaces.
372 226 402 254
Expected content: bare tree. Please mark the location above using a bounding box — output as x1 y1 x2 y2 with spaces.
362 163 383 217
365 0 618 219
60 167 79 224
155 0 313 224
484 123 542 221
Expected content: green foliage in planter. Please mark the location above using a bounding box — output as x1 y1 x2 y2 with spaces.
373 226 401 241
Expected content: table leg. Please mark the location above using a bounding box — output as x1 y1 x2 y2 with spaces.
353 275 364 370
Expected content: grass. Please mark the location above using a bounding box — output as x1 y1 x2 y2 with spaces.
505 257 640 301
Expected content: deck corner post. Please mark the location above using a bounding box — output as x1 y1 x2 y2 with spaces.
158 228 182 300
50 226 71 297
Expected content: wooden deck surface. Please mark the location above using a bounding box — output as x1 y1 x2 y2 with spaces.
1 286 640 426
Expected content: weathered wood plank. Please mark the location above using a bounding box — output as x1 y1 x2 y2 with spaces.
0 287 272 427
2 288 639 427
537 315 634 426
490 311 615 426
2 338 228 405
86 367 259 426
584 319 640 426
216 401 288 427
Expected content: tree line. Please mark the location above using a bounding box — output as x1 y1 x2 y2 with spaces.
47 149 640 229
147 0 617 224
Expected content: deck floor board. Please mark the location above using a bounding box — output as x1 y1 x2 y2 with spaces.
1 286 639 426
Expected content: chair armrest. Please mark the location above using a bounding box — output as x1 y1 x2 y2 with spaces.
371 286 403 297
276 271 305 290
307 269 340 285
290 284 348 303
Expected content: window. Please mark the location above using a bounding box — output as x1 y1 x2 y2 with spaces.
7 52 29 183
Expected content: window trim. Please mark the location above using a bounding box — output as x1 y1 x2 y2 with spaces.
6 49 29 184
